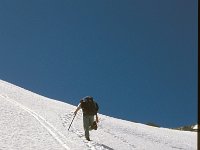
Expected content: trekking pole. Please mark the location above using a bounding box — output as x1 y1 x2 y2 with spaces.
68 113 76 131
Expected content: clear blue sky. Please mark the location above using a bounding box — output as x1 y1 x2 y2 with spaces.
0 0 198 128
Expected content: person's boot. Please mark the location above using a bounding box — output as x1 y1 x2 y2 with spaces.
86 137 91 141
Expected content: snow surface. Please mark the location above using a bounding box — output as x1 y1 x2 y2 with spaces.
0 80 197 150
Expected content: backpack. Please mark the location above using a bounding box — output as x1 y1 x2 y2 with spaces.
81 97 99 115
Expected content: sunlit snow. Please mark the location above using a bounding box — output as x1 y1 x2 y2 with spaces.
0 80 197 150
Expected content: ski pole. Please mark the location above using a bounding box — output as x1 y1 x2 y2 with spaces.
68 113 76 131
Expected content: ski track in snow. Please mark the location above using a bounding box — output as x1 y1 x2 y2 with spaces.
0 94 72 150
1 94 113 150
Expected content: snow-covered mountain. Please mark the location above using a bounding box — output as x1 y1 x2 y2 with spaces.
174 124 198 132
0 80 197 150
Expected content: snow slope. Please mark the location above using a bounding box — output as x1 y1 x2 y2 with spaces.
0 80 197 150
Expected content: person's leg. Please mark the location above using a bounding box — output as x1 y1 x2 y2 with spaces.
83 115 90 140
89 115 94 130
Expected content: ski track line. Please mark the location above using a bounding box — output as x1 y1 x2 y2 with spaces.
0 95 72 150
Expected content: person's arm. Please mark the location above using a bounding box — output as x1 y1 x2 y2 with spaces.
74 103 81 115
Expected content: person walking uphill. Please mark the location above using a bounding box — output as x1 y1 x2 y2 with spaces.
74 96 99 141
